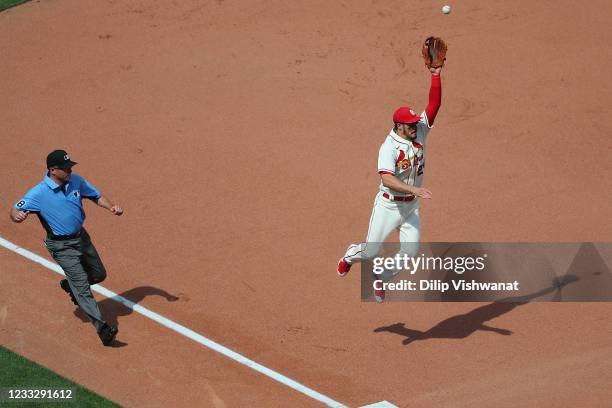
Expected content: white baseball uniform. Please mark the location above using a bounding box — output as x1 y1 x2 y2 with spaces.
343 111 432 264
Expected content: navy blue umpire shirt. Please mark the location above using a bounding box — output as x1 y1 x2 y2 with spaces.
13 173 101 236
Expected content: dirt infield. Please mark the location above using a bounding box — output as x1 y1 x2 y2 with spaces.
1 0 611 407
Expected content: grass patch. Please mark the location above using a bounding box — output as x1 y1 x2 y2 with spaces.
0 0 30 12
0 346 121 407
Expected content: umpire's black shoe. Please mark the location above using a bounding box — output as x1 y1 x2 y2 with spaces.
59 279 79 306
98 323 118 346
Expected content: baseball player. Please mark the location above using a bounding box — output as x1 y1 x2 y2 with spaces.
10 150 124 345
337 64 443 302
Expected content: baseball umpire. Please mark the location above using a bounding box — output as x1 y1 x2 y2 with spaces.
10 149 123 346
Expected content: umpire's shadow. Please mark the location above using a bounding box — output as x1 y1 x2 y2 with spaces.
73 286 179 327
374 274 579 345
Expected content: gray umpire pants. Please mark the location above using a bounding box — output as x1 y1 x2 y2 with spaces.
44 229 108 332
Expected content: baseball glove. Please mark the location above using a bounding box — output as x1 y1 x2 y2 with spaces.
422 36 447 69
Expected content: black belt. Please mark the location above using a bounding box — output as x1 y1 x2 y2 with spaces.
47 229 83 241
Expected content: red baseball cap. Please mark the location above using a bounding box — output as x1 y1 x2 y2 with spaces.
393 107 421 124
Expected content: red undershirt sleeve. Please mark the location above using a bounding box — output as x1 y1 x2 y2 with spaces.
424 74 441 126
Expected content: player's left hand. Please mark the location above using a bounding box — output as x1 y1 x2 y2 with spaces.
110 205 124 216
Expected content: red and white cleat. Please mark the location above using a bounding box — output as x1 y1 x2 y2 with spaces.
374 289 385 303
338 244 358 277
337 258 352 277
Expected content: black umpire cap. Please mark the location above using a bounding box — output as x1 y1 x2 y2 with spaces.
46 150 78 169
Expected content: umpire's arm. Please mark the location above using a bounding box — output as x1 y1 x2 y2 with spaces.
9 207 29 223
92 195 124 216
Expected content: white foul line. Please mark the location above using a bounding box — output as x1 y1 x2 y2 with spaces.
0 236 347 408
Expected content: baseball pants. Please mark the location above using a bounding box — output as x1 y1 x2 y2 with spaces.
344 192 420 273
45 229 108 332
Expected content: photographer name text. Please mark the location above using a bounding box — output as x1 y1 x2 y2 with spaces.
373 279 520 292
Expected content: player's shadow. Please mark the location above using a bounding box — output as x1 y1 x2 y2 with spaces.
73 286 179 328
374 274 578 345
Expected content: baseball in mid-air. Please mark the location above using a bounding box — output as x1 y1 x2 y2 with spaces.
442 5 452 14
